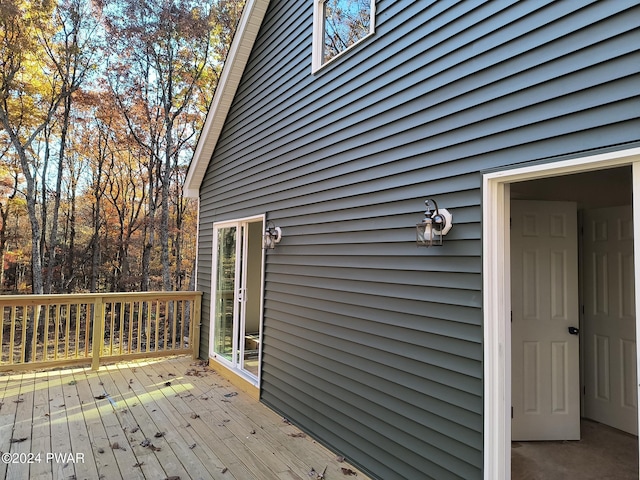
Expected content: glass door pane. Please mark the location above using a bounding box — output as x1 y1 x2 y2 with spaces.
241 221 263 376
213 226 236 362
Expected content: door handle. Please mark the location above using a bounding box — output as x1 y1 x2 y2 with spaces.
568 326 579 335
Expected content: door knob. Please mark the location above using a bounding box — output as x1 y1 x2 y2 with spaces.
568 327 579 335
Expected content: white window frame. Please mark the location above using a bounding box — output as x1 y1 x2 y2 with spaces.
312 0 376 73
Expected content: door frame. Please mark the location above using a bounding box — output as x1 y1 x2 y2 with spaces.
482 146 640 479
210 214 266 387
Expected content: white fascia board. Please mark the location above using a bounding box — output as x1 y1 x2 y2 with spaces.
184 0 270 198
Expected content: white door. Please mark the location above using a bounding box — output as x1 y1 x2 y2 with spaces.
511 200 580 441
583 206 637 435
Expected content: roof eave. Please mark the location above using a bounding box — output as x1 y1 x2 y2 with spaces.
184 0 270 198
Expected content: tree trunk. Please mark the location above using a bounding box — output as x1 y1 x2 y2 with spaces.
45 94 72 294
141 158 156 292
160 109 173 292
65 175 77 293
0 129 44 362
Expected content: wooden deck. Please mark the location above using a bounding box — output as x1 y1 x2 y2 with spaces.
0 356 369 480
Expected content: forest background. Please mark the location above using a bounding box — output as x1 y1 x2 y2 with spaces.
0 0 245 295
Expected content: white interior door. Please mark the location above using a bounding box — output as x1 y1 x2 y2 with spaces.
511 200 580 441
583 206 637 435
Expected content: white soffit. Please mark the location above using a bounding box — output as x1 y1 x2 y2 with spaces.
184 0 270 198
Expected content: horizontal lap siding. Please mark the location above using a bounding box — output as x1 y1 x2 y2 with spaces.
198 0 640 478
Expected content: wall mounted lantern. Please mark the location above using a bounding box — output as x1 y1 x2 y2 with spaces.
416 199 453 247
263 222 282 249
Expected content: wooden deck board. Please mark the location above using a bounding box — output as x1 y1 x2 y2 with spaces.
0 356 370 480
29 371 53 480
0 372 17 480
6 372 32 480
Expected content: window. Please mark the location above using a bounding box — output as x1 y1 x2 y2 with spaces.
313 0 375 71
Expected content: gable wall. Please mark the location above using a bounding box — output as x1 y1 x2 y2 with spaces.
198 1 640 478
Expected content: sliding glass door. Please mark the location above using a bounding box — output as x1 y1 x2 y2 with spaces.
212 218 264 382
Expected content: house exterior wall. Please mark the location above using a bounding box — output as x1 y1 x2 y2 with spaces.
197 1 640 478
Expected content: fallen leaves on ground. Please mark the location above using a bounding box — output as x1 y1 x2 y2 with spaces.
309 466 327 479
288 432 306 438
140 438 162 451
341 467 357 476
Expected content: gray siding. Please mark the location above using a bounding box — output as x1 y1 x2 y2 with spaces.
198 1 640 478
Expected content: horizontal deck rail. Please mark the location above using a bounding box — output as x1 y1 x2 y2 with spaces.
0 291 202 372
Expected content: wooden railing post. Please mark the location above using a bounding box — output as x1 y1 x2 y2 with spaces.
91 297 105 370
192 294 201 360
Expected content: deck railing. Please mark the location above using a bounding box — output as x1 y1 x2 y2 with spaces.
0 291 202 372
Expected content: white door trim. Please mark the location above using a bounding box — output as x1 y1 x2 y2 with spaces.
482 146 640 480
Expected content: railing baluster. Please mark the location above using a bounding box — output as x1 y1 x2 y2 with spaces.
136 301 142 352
84 304 91 358
178 300 183 350
127 301 133 355
53 304 60 360
91 297 104 371
20 306 27 363
162 300 171 350
32 305 39 362
154 301 159 352
171 300 178 350
74 303 81 359
64 304 70 358
9 306 16 364
118 300 125 355
43 306 50 362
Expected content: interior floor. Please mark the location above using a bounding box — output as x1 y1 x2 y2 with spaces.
512 419 638 479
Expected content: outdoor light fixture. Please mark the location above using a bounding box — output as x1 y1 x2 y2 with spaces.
263 222 282 249
416 199 453 247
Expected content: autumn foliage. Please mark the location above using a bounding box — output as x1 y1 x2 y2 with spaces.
0 0 245 294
